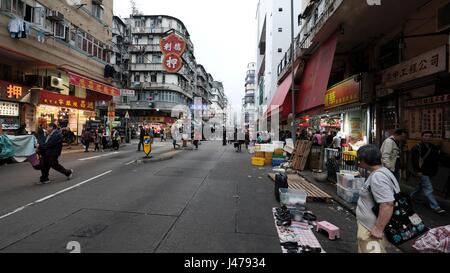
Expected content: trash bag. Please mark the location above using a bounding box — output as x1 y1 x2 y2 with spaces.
274 173 289 202
0 135 15 159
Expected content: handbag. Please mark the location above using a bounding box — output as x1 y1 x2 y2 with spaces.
370 171 428 245
27 153 42 170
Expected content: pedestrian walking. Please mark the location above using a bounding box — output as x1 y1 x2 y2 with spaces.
137 125 144 151
313 131 322 146
410 131 446 214
355 145 400 253
101 129 108 152
82 129 91 152
94 129 100 152
380 129 406 181
160 128 166 142
112 129 120 151
37 123 73 184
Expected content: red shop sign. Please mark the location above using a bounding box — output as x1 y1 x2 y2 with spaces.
68 73 120 97
0 80 30 102
160 33 187 56
39 90 95 111
163 53 183 73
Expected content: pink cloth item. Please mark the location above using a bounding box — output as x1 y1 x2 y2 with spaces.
412 225 450 253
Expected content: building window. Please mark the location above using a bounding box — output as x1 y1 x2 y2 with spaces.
136 54 145 64
92 3 104 21
153 54 162 63
278 48 282 53
151 73 157 82
53 21 66 39
278 8 283 12
134 73 140 82
278 28 283 32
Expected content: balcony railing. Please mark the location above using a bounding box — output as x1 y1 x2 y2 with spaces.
128 44 161 52
277 0 343 79
130 82 193 98
130 63 164 71
131 27 172 34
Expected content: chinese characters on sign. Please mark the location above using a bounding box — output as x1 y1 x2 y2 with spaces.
39 90 95 111
0 80 29 101
160 33 187 56
163 53 183 73
160 33 187 73
379 45 447 88
0 101 19 116
69 73 121 97
324 76 361 110
406 94 450 108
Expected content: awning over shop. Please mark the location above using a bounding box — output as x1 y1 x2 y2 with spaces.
266 65 299 118
68 72 120 97
296 32 339 113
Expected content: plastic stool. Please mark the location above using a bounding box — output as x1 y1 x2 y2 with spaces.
316 221 340 240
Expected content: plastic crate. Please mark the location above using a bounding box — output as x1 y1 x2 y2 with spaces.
255 152 265 158
272 153 285 159
279 188 307 207
251 157 265 166
336 173 365 190
337 184 360 203
272 158 286 166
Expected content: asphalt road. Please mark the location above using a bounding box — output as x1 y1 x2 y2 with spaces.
0 140 284 253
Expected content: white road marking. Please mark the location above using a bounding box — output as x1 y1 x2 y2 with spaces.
78 152 119 161
125 160 135 165
0 170 112 221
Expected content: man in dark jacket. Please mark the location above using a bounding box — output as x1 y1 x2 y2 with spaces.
410 131 445 214
137 125 144 152
38 123 73 184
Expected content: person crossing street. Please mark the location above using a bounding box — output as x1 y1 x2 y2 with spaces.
37 123 73 184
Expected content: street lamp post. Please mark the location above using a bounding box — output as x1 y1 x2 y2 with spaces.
290 0 297 143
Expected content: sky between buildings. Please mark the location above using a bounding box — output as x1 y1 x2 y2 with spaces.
113 0 259 113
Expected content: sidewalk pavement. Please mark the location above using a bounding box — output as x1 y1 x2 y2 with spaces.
299 170 450 253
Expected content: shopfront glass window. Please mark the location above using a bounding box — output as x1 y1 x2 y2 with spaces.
344 110 368 150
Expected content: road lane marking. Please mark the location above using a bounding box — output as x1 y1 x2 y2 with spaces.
0 170 112 221
78 152 119 161
125 160 135 165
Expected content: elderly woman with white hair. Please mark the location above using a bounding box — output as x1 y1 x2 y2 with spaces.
355 144 400 253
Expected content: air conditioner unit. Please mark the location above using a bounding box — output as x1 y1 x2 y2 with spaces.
47 10 64 21
437 3 450 32
50 76 64 90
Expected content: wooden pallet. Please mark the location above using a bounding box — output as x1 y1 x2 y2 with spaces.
291 141 312 171
268 173 332 203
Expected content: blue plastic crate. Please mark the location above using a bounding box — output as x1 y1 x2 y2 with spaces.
272 158 286 166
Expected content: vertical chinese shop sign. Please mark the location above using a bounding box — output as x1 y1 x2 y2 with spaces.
160 33 187 73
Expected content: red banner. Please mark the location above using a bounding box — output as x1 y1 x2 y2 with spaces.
68 73 120 97
39 90 95 111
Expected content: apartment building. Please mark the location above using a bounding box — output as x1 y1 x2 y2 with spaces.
0 0 118 136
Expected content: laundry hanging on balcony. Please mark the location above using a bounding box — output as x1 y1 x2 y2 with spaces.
8 17 30 39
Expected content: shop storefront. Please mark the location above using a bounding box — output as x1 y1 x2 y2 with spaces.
0 80 32 133
376 44 450 196
36 90 96 136
324 75 373 149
